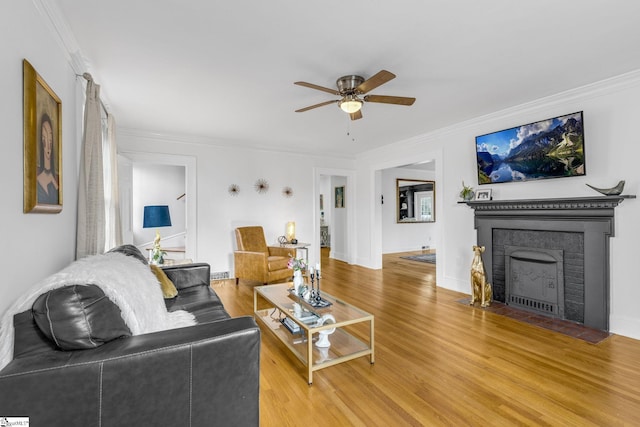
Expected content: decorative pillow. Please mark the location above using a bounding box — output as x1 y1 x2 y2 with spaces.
107 244 148 265
32 285 131 350
150 264 178 299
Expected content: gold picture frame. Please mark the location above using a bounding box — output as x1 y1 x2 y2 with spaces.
23 59 62 213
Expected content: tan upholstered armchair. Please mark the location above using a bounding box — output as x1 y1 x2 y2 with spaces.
234 226 293 285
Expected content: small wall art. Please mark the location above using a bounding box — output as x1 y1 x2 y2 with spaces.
255 179 269 194
228 184 240 196
335 186 345 208
282 186 293 197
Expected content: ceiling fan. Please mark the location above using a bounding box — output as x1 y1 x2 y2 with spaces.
294 70 416 120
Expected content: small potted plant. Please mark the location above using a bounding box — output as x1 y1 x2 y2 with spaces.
460 181 475 201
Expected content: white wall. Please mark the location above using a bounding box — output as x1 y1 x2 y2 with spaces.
118 131 355 274
381 168 437 253
357 71 640 339
0 1 81 316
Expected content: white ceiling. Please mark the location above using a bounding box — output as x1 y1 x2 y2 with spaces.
54 0 640 158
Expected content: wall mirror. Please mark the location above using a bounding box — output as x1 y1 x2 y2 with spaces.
397 179 435 223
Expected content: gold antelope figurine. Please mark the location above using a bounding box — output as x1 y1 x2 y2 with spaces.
470 245 492 307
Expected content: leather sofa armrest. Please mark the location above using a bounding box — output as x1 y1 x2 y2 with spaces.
268 246 291 258
161 262 210 289
0 316 260 426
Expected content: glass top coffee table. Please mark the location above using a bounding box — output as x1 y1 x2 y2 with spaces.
254 283 375 384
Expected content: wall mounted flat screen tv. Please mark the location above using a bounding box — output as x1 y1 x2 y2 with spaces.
476 111 585 185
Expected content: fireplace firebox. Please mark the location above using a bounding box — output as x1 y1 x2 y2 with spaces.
505 246 564 318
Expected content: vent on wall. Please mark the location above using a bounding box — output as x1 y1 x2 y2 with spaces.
210 271 230 280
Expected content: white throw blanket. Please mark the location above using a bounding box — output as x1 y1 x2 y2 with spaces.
0 252 196 371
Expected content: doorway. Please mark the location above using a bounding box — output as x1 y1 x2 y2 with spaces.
314 167 356 267
118 151 197 261
380 163 437 257
371 148 444 288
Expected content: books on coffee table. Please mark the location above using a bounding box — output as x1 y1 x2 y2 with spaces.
280 312 320 335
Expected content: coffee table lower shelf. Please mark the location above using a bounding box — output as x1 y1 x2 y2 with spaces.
254 308 374 384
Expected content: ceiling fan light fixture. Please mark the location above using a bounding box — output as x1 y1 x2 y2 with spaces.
339 95 363 114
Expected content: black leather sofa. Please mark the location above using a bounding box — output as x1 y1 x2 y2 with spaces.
0 260 260 426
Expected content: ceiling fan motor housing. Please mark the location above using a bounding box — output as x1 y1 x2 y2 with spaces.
337 75 365 94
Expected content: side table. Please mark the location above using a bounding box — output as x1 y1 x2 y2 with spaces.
279 242 310 265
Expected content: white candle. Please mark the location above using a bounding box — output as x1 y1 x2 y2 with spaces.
309 266 314 274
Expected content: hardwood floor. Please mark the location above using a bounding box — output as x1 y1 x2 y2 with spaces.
212 249 640 426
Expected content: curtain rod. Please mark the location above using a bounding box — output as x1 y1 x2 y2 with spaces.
76 73 109 113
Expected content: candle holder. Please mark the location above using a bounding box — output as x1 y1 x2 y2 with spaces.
315 272 322 301
309 271 316 299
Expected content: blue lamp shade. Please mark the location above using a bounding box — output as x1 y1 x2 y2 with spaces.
143 205 172 228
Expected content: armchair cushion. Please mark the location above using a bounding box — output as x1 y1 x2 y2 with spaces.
268 256 289 271
268 245 291 258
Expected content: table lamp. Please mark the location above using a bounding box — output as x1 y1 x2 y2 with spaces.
285 221 296 243
143 205 172 264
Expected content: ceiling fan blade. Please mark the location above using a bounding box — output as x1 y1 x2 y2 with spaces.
295 99 338 112
350 110 363 121
356 70 396 94
364 95 416 106
294 81 340 95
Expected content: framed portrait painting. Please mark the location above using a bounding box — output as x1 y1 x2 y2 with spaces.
23 59 62 213
335 186 345 208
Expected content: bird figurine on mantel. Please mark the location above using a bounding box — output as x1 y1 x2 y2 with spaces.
585 180 625 196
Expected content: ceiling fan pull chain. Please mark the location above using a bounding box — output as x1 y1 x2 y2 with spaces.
346 116 356 142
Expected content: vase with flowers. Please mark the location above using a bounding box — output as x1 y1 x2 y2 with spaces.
288 255 307 294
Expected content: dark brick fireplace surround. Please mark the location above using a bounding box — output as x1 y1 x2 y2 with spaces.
466 196 633 331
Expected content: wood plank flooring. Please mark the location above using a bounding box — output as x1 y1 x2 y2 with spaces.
212 249 640 426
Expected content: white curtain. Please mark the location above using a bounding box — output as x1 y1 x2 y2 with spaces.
76 75 105 259
104 114 123 249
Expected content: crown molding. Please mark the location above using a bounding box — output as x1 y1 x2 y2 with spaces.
118 127 357 160
31 0 86 75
